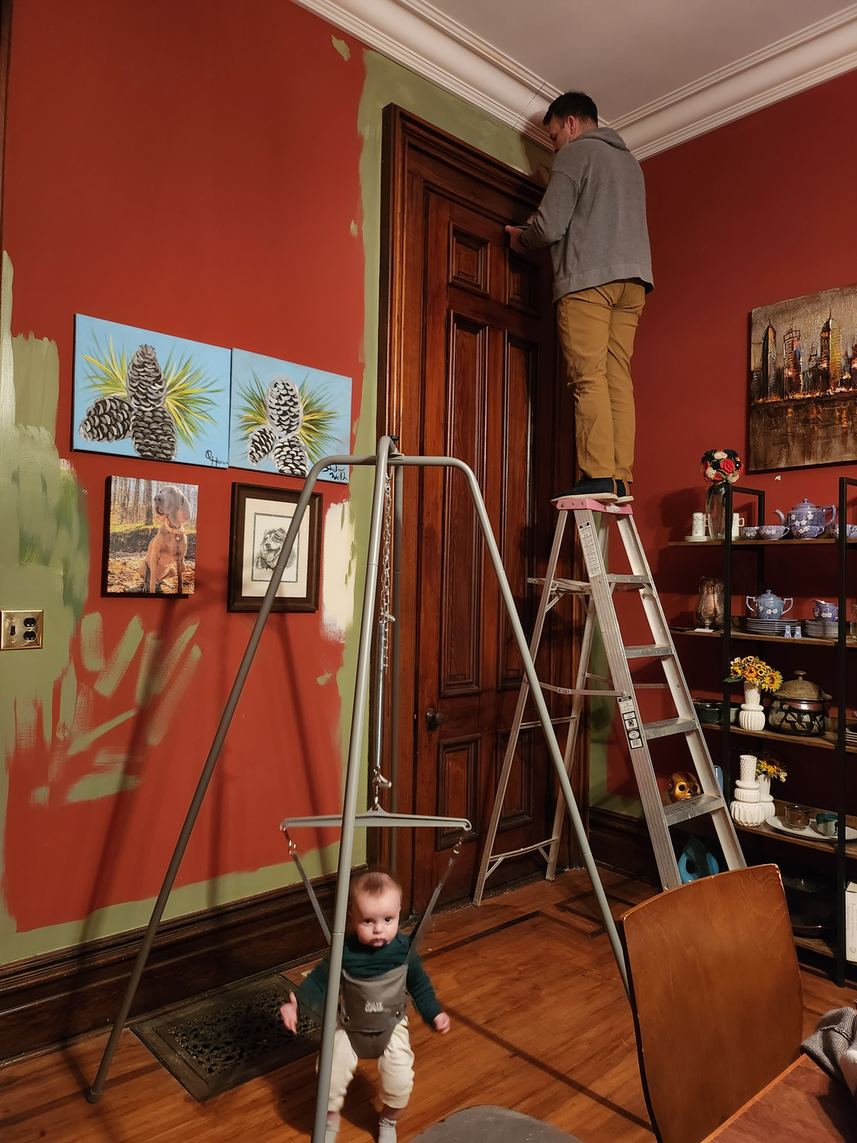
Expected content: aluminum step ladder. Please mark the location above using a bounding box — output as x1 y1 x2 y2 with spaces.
474 495 746 903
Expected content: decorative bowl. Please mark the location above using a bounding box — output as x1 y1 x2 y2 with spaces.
739 525 758 539
693 699 722 724
757 524 789 540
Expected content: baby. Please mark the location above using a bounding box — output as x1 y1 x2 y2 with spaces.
281 870 449 1142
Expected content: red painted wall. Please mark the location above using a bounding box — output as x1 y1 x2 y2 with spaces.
3 0 366 931
601 70 857 801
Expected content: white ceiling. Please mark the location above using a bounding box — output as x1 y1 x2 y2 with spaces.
292 0 857 157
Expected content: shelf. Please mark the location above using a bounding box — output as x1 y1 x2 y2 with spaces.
732 799 857 859
794 933 836 959
700 723 857 754
671 626 856 648
668 538 855 547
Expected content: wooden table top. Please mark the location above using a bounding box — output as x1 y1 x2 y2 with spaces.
702 1053 856 1141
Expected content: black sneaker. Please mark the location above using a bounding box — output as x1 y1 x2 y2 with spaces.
551 476 618 504
615 480 634 504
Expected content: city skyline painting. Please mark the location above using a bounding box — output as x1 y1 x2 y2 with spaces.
748 282 857 471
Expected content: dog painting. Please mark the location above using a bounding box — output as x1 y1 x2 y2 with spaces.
142 485 192 593
104 477 198 596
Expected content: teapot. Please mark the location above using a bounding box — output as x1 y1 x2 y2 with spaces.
774 498 836 538
746 589 793 620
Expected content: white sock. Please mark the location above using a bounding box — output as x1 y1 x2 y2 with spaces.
378 1115 398 1143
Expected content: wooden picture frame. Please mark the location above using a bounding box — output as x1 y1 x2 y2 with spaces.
227 483 321 612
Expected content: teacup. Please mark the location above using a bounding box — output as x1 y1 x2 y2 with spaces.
796 525 824 539
827 524 857 539
757 524 788 540
813 600 838 620
785 804 811 829
739 525 758 539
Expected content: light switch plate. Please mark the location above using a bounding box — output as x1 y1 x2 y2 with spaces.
1 609 44 649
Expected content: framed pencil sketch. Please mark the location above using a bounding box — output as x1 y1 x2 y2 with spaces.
227 483 321 612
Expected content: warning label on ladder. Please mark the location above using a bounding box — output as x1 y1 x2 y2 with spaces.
617 695 643 750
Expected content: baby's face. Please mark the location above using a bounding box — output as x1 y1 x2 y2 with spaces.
351 886 401 948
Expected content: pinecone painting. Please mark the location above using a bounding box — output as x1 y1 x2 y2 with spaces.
77 322 223 466
234 358 340 479
78 395 133 442
273 434 309 477
247 423 277 465
125 344 168 410
265 375 304 437
130 405 178 461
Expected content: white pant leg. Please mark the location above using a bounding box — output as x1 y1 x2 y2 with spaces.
325 1026 359 1114
377 1018 415 1109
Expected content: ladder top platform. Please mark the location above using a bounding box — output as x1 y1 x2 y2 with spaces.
552 498 634 514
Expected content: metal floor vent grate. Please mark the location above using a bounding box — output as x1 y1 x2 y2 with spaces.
131 971 319 1101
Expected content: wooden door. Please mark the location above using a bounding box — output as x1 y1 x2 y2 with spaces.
380 108 580 911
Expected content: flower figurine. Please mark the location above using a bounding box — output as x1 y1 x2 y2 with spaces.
701 448 743 485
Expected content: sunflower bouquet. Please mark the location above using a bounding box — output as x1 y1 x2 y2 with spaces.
726 655 783 693
756 753 787 783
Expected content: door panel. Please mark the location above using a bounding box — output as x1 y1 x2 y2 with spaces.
380 108 580 912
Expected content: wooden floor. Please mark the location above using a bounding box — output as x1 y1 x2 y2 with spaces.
0 869 853 1142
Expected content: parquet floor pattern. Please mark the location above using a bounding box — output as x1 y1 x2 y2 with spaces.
0 869 852 1142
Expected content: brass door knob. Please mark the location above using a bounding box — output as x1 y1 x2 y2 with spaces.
425 708 447 729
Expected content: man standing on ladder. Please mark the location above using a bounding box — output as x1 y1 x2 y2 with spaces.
507 91 653 506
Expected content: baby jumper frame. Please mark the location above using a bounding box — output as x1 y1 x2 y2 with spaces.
87 438 626 1143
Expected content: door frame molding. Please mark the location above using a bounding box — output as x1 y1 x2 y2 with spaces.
377 106 587 911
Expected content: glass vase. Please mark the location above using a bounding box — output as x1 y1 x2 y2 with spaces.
705 483 727 539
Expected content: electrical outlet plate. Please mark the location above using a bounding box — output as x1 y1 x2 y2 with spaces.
1 609 44 650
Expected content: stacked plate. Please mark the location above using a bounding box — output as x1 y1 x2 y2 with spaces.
846 722 857 747
804 619 841 638
745 617 790 635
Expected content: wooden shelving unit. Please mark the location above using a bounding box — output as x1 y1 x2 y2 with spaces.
669 477 857 981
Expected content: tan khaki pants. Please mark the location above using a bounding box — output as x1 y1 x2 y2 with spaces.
556 280 645 483
326 1018 414 1113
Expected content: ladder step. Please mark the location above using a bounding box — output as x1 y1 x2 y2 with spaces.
642 716 697 740
608 574 652 587
541 683 622 696
624 644 673 659
528 576 590 594
662 793 727 825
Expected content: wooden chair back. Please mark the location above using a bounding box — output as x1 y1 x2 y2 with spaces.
621 864 803 1143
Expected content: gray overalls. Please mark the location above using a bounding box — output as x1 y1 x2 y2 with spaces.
338 962 409 1059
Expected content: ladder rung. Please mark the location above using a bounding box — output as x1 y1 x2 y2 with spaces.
489 836 557 859
642 717 697 740
624 644 673 659
662 793 727 825
527 576 590 594
541 683 622 696
519 715 577 730
607 574 652 587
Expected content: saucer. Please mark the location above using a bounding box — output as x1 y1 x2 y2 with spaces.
769 816 857 842
685 535 710 542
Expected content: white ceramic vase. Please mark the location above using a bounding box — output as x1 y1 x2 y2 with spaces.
755 773 776 822
730 753 766 826
738 683 766 731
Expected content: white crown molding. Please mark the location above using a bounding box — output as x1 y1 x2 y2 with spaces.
289 0 556 146
291 0 857 159
616 6 857 159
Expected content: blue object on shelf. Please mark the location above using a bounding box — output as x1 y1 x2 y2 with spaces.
678 836 720 883
714 765 723 792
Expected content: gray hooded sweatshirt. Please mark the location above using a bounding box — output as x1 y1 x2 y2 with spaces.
519 126 653 303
